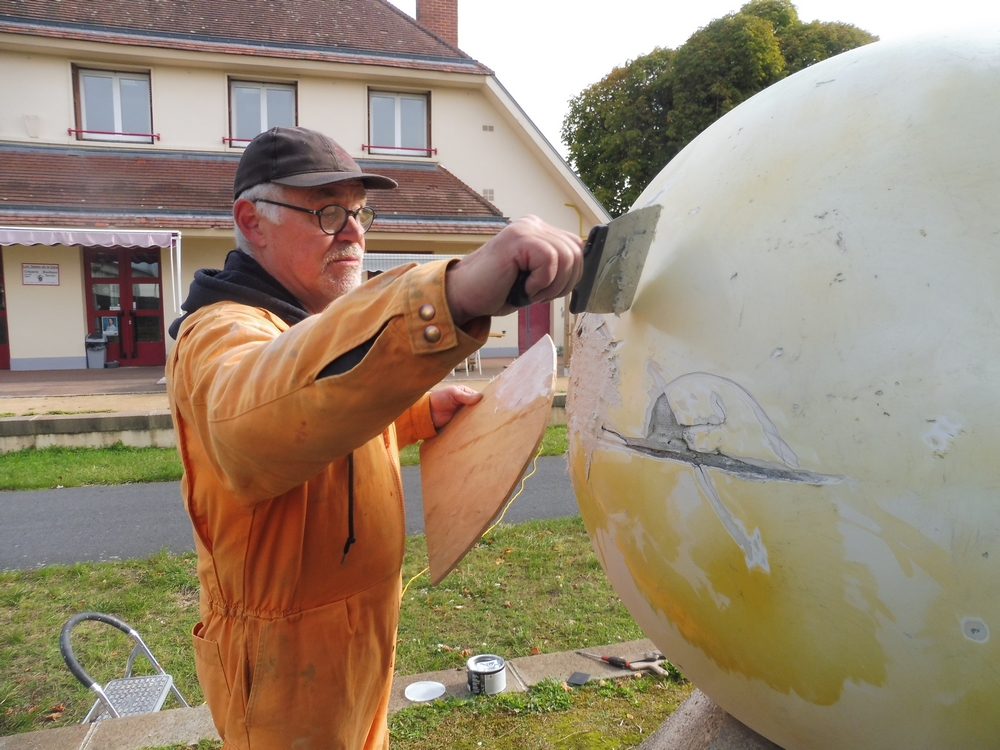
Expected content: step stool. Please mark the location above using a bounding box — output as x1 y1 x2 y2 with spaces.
60 611 190 722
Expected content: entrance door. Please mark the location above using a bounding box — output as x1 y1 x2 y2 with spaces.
0 250 8 370
517 301 551 355
84 247 166 367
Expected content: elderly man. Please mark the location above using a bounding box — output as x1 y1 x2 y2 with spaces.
166 127 583 749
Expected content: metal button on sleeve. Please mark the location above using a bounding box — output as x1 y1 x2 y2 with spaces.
423 325 442 343
418 304 436 321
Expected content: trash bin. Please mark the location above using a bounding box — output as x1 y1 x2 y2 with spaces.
85 332 108 369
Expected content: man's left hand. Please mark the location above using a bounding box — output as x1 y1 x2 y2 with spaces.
429 385 484 429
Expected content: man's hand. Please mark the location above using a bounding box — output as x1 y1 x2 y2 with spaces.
429 385 484 430
445 216 584 326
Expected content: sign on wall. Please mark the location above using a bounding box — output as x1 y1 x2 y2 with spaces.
22 263 60 286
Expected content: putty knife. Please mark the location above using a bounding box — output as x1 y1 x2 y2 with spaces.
506 204 662 315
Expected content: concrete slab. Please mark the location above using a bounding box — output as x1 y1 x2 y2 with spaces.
0 707 217 750
388 663 525 715
0 646 778 750
508 638 657 687
84 705 218 750
0 723 93 750
637 690 784 750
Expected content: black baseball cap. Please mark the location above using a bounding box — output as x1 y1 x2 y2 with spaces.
233 126 397 199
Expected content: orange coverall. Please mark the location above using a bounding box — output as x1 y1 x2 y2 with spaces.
167 261 486 748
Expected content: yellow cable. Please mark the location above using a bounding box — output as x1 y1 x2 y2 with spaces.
400 445 544 601
401 566 428 599
483 446 542 535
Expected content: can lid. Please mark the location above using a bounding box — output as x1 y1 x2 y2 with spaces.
467 654 505 673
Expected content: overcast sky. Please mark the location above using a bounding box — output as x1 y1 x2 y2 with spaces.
386 0 1000 157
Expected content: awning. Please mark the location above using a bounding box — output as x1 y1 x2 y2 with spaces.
0 227 174 248
0 226 184 316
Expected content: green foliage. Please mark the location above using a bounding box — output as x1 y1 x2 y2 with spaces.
0 518 646 735
0 426 568 484
388 674 692 749
396 517 643 675
0 443 184 490
562 47 678 217
667 11 786 148
0 550 202 734
399 425 567 467
780 20 878 74
740 0 799 30
562 0 877 215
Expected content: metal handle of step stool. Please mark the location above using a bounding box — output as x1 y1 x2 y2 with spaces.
59 612 143 691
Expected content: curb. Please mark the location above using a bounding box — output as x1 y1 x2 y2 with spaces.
0 640 653 750
0 396 568 453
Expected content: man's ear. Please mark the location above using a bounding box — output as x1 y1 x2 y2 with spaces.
234 198 266 248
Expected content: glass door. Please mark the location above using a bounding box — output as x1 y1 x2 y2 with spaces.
0 250 8 370
84 247 165 367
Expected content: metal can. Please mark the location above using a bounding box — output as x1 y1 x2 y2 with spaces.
467 654 506 695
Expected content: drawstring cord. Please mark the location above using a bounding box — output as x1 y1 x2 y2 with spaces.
341 452 356 563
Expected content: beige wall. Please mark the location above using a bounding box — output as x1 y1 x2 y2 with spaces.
152 66 228 150
3 245 88 368
0 44 600 225
0 50 73 143
432 88 587 236
299 77 368 150
0 35 600 366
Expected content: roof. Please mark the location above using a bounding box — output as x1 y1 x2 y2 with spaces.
0 143 508 235
0 0 490 75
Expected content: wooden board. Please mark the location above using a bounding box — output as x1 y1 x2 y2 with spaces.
421 335 556 584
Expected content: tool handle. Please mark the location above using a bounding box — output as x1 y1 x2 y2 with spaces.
506 269 532 308
603 655 630 669
568 224 608 314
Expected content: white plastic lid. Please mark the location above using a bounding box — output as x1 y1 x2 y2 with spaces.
404 680 447 702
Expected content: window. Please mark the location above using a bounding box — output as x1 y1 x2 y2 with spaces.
368 91 432 156
75 68 154 143
229 81 297 145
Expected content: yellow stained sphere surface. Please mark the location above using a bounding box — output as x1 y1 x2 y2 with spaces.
568 32 1000 750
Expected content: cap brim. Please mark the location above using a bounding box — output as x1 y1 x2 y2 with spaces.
273 171 398 190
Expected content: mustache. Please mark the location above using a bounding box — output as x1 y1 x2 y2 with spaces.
322 243 364 266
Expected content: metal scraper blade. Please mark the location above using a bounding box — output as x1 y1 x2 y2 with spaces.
569 204 662 315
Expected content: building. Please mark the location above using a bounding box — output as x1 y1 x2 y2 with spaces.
0 0 607 370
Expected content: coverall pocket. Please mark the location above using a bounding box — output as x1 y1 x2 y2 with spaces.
191 623 231 737
238 597 390 748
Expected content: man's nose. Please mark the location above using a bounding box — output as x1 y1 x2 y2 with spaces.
334 215 365 243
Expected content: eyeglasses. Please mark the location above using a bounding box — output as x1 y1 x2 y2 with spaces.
253 199 377 235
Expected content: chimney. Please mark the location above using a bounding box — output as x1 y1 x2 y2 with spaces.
416 0 458 48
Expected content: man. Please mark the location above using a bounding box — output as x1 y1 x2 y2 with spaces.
166 127 583 749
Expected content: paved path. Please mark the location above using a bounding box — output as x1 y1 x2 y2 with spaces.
0 456 576 570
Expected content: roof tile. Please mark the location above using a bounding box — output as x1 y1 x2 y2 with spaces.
0 0 490 73
0 144 507 235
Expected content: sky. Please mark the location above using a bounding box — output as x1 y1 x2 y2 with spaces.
386 0 1000 157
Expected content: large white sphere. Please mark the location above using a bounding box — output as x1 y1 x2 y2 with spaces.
568 32 1000 750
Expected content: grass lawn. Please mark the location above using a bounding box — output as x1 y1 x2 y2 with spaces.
137 673 693 750
387 676 692 749
1 515 676 741
0 426 568 491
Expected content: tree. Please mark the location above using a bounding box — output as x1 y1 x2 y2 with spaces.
780 21 878 74
667 11 786 148
561 48 675 217
562 0 877 216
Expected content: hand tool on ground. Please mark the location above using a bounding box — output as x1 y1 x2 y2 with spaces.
577 650 670 676
627 654 670 676
506 204 662 315
576 651 633 669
